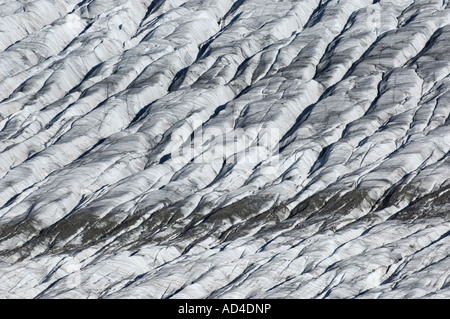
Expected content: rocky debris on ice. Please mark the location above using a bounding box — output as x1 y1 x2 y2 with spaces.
0 0 450 299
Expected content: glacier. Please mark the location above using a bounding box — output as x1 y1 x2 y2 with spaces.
0 0 450 299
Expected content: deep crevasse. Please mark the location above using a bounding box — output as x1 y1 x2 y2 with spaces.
0 0 449 299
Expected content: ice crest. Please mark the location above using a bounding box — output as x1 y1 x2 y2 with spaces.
0 0 449 299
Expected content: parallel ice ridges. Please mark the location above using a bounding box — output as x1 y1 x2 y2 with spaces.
0 0 449 298
0 0 80 52
0 0 234 211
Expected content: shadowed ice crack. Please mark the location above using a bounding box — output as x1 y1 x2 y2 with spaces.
0 0 450 299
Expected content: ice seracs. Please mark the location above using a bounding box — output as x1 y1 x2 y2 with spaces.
0 0 450 299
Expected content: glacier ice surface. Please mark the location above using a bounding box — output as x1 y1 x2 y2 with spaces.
0 0 450 299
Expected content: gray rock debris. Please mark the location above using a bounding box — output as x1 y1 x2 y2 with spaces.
0 0 449 299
